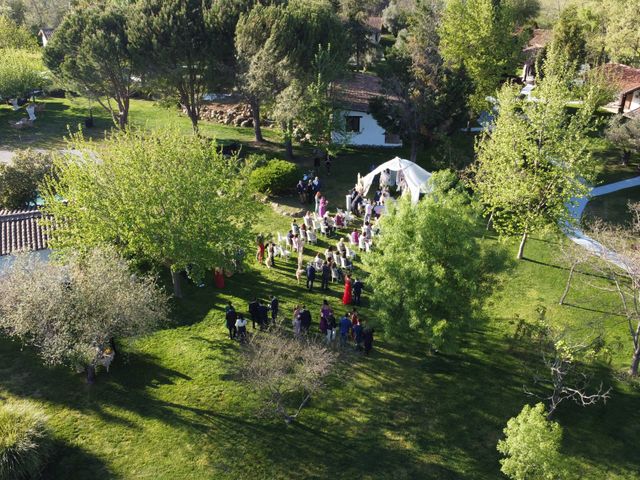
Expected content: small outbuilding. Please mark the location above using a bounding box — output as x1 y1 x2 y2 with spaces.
333 73 402 148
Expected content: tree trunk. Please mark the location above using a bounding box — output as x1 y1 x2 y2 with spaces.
118 97 129 130
559 261 577 305
409 138 418 162
517 231 528 260
630 347 640 376
250 98 264 143
283 121 294 160
85 364 96 384
171 269 183 299
188 110 199 134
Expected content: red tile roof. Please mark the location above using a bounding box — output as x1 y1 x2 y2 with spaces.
365 16 383 33
598 63 640 94
0 208 51 256
333 73 387 113
524 29 553 53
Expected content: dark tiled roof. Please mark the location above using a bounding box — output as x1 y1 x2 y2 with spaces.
0 208 51 256
333 73 386 113
365 16 383 33
38 28 54 38
597 63 640 94
524 29 552 53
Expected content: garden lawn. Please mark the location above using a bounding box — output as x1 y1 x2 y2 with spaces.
1 222 640 479
1 96 639 479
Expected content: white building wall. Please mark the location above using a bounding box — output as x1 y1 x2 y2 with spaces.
336 110 402 147
0 249 50 275
631 90 640 111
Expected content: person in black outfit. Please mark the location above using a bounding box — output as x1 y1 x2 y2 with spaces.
363 326 375 355
352 278 364 306
270 295 279 324
225 301 237 339
248 298 259 329
306 181 313 204
306 263 316 291
321 261 331 291
299 305 312 333
258 301 269 329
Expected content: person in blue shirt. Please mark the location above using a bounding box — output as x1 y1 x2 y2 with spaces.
339 313 352 347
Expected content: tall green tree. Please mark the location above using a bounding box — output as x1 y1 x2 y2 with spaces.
439 0 522 113
363 171 483 352
43 2 136 129
235 4 287 142
0 47 48 99
472 48 602 259
270 0 349 155
129 0 237 133
371 0 470 161
0 14 36 49
42 129 259 298
497 403 564 480
0 149 53 209
550 5 587 66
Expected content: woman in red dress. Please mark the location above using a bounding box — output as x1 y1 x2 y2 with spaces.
342 274 352 305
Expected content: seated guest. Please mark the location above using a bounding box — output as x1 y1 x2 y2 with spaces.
337 237 347 256
350 229 359 246
303 211 314 229
325 246 335 263
314 253 323 271
323 216 336 237
335 210 345 227
291 219 300 235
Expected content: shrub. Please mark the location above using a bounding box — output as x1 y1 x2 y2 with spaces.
0 149 54 209
0 400 50 479
249 159 299 195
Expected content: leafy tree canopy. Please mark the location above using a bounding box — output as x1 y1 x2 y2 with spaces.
0 47 48 99
0 14 36 49
42 128 259 297
43 1 136 128
497 403 564 480
0 149 54 209
363 170 483 352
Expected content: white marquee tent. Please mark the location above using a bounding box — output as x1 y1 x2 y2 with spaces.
358 157 432 205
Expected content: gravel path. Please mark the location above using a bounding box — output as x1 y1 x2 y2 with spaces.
565 175 640 268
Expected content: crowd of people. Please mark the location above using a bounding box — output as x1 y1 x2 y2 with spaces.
224 297 375 355
220 167 400 355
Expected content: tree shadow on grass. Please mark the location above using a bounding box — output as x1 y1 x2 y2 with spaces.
42 438 118 480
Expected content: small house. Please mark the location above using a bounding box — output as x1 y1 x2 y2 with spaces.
365 16 383 45
0 208 52 273
38 28 55 47
521 29 553 85
332 72 402 148
598 63 640 116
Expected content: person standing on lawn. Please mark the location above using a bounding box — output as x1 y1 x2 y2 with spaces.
299 305 312 333
353 319 364 351
363 324 375 355
306 263 316 292
256 238 265 264
321 261 331 291
258 301 269 329
352 278 364 306
342 274 353 305
339 313 352 347
225 301 237 339
270 295 279 324
248 298 259 329
236 313 247 342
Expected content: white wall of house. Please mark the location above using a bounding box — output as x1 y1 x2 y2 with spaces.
0 249 50 275
631 90 640 111
335 110 402 147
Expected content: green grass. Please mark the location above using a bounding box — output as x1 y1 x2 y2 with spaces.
0 97 283 151
2 231 640 479
583 187 640 226
1 96 640 478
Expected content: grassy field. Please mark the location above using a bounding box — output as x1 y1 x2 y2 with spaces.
1 96 640 478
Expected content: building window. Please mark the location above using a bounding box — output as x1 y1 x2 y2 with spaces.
345 116 361 133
